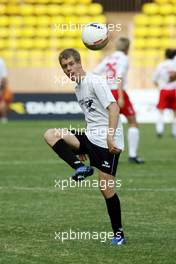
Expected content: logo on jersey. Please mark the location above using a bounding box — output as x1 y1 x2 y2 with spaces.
79 98 96 112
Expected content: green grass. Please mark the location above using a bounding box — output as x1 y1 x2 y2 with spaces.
0 121 175 264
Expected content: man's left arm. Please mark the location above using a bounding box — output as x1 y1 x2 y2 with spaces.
107 102 122 154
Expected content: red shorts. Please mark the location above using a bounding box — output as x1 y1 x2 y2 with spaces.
157 89 176 110
111 89 135 117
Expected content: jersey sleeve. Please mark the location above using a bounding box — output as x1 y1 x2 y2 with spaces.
92 75 116 109
0 59 8 78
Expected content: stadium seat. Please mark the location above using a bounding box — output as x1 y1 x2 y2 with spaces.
21 27 35 37
134 15 149 26
146 38 160 48
6 5 20 15
20 5 34 15
134 27 148 37
95 15 106 24
77 0 91 4
155 0 169 3
9 27 22 37
9 16 23 26
162 26 171 37
51 0 63 3
148 27 162 37
74 5 87 16
133 38 146 49
36 16 50 26
33 5 47 15
61 4 76 15
159 4 173 15
0 4 6 15
160 38 170 48
142 3 159 15
78 16 93 25
0 28 8 38
34 38 49 49
63 0 77 4
36 27 51 37
23 16 37 26
19 38 34 49
47 4 62 15
150 15 163 26
88 3 103 15
16 50 29 60
163 15 176 25
75 39 86 49
60 38 77 48
0 16 9 26
0 39 6 49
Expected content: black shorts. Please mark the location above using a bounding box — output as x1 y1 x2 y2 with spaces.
72 131 120 176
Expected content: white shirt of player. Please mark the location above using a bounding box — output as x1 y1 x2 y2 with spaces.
0 58 7 86
93 51 129 90
153 59 176 90
75 72 124 150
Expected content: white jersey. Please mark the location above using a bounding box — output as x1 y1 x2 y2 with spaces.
153 59 176 90
75 72 124 150
0 58 7 86
93 51 129 90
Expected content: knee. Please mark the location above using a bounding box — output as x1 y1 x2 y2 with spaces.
100 187 115 199
44 128 61 145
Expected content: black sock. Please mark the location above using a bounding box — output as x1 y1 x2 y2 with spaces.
52 139 84 169
105 193 124 237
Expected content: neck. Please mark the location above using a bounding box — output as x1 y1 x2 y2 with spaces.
77 69 86 83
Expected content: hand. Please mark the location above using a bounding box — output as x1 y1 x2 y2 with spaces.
117 97 124 108
107 135 122 154
78 154 87 161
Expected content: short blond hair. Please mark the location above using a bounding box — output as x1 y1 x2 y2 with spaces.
116 37 130 52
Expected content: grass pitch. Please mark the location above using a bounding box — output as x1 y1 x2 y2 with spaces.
0 121 175 264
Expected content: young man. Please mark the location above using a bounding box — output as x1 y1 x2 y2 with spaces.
0 58 12 123
153 48 176 137
94 37 144 164
44 48 126 245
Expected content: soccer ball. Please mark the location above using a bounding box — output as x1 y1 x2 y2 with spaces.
82 23 109 50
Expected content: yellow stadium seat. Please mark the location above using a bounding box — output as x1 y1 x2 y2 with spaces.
163 15 176 25
0 16 9 26
22 27 35 37
132 49 144 59
155 0 169 4
47 4 62 15
19 38 34 49
78 16 94 25
6 5 19 15
0 5 6 15
64 0 77 4
75 5 88 16
20 5 34 15
134 15 149 26
0 39 6 49
30 0 49 3
36 27 51 37
134 27 148 37
150 15 163 26
162 27 171 37
16 50 29 60
0 28 8 38
60 5 74 15
36 16 50 26
88 3 103 15
9 16 23 26
94 15 106 24
23 16 36 26
9 27 22 37
60 38 77 48
171 0 176 3
64 29 79 37
75 39 86 49
160 38 170 48
34 5 47 15
133 38 146 49
51 0 63 3
0 50 14 61
34 38 49 49
146 38 161 48
50 16 65 25
159 4 173 15
64 16 78 24
148 27 162 37
142 3 159 15
77 0 91 4
0 0 8 3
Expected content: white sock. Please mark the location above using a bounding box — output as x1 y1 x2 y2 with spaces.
172 117 176 136
156 111 164 134
128 127 139 158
